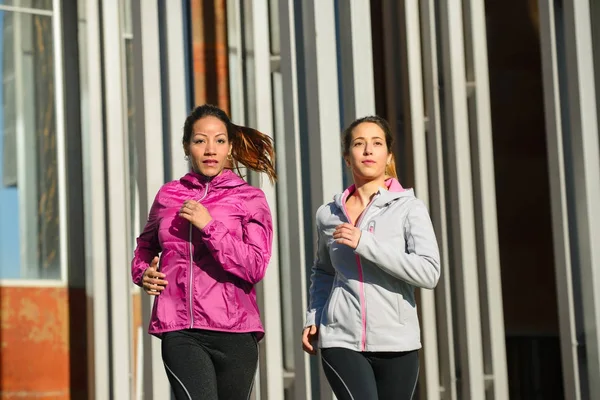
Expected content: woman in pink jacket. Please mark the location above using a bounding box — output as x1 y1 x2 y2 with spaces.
131 104 276 400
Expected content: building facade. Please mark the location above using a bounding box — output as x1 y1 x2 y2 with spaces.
0 0 599 399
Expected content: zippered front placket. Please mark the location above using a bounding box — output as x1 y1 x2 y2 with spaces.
341 192 379 352
189 183 210 329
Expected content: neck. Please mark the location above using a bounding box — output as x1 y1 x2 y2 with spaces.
191 169 224 182
350 176 387 206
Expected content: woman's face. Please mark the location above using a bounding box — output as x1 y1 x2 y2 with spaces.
345 122 391 182
185 116 232 178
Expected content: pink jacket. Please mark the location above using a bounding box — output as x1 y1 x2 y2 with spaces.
131 169 273 340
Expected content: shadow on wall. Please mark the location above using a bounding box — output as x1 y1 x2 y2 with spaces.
486 0 563 398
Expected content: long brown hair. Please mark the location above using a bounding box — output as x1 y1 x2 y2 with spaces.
182 104 277 183
342 115 398 179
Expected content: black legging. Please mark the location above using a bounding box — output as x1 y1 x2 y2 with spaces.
321 347 419 400
161 329 258 400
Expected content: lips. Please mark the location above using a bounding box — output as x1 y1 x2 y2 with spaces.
203 159 218 165
362 160 376 164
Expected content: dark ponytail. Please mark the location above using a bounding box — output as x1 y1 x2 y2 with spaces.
230 124 277 183
183 104 277 183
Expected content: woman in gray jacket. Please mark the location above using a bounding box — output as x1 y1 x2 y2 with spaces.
302 115 441 399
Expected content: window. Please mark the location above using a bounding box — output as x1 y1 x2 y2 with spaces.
0 1 64 280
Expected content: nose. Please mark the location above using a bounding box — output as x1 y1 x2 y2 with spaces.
204 140 216 155
363 142 373 155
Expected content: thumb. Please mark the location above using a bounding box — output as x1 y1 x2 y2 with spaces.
310 325 317 335
149 256 159 269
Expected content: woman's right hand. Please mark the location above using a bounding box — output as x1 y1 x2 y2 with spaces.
302 325 319 355
142 256 168 295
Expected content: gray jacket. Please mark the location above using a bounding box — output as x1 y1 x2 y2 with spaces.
305 179 441 352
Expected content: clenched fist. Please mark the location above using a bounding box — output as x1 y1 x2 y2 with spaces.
179 199 213 229
142 256 168 295
302 325 319 355
333 223 362 249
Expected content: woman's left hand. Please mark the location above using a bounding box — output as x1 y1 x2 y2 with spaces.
333 223 362 249
179 200 212 229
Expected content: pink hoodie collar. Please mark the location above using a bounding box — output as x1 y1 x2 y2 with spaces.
385 178 405 192
341 178 406 198
180 169 246 189
335 178 409 209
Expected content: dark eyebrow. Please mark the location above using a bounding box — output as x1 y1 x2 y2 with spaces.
192 132 227 137
352 136 384 141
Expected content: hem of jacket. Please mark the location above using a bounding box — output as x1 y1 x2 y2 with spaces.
319 339 422 353
149 324 265 342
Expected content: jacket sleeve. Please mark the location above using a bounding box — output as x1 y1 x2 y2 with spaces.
305 206 336 328
354 199 441 289
131 189 164 286
199 190 273 285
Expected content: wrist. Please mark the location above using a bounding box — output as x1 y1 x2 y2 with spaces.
197 217 213 230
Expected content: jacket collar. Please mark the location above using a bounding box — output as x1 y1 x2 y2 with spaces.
180 169 247 190
334 178 414 209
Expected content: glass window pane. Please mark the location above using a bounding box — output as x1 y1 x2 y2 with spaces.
0 10 60 280
0 0 52 11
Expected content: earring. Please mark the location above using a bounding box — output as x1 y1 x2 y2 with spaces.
184 155 189 161
227 154 233 161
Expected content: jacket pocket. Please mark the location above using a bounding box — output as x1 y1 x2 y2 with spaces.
396 293 406 326
325 287 341 326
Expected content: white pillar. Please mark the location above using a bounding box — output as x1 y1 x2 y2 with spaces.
131 0 170 398
301 0 344 208
83 0 110 397
240 0 285 398
420 0 456 398
300 2 343 399
462 0 509 398
101 0 133 397
279 0 311 398
337 0 376 125
393 0 442 398
562 1 600 398
538 1 582 398
165 0 189 181
438 0 486 397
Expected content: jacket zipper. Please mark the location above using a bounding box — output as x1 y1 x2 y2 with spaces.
189 183 210 329
341 193 378 352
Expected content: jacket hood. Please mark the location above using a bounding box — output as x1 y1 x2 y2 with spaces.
334 178 414 209
180 169 247 190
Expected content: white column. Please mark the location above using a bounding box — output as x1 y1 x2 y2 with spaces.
242 0 285 398
337 0 376 125
420 0 456 398
562 1 600 398
538 1 582 398
279 0 311 398
438 0 486 398
101 0 133 397
165 0 189 181
131 0 170 398
83 0 110 397
538 0 581 397
301 2 343 399
227 0 246 124
462 0 509 398
301 0 343 208
396 1 443 398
